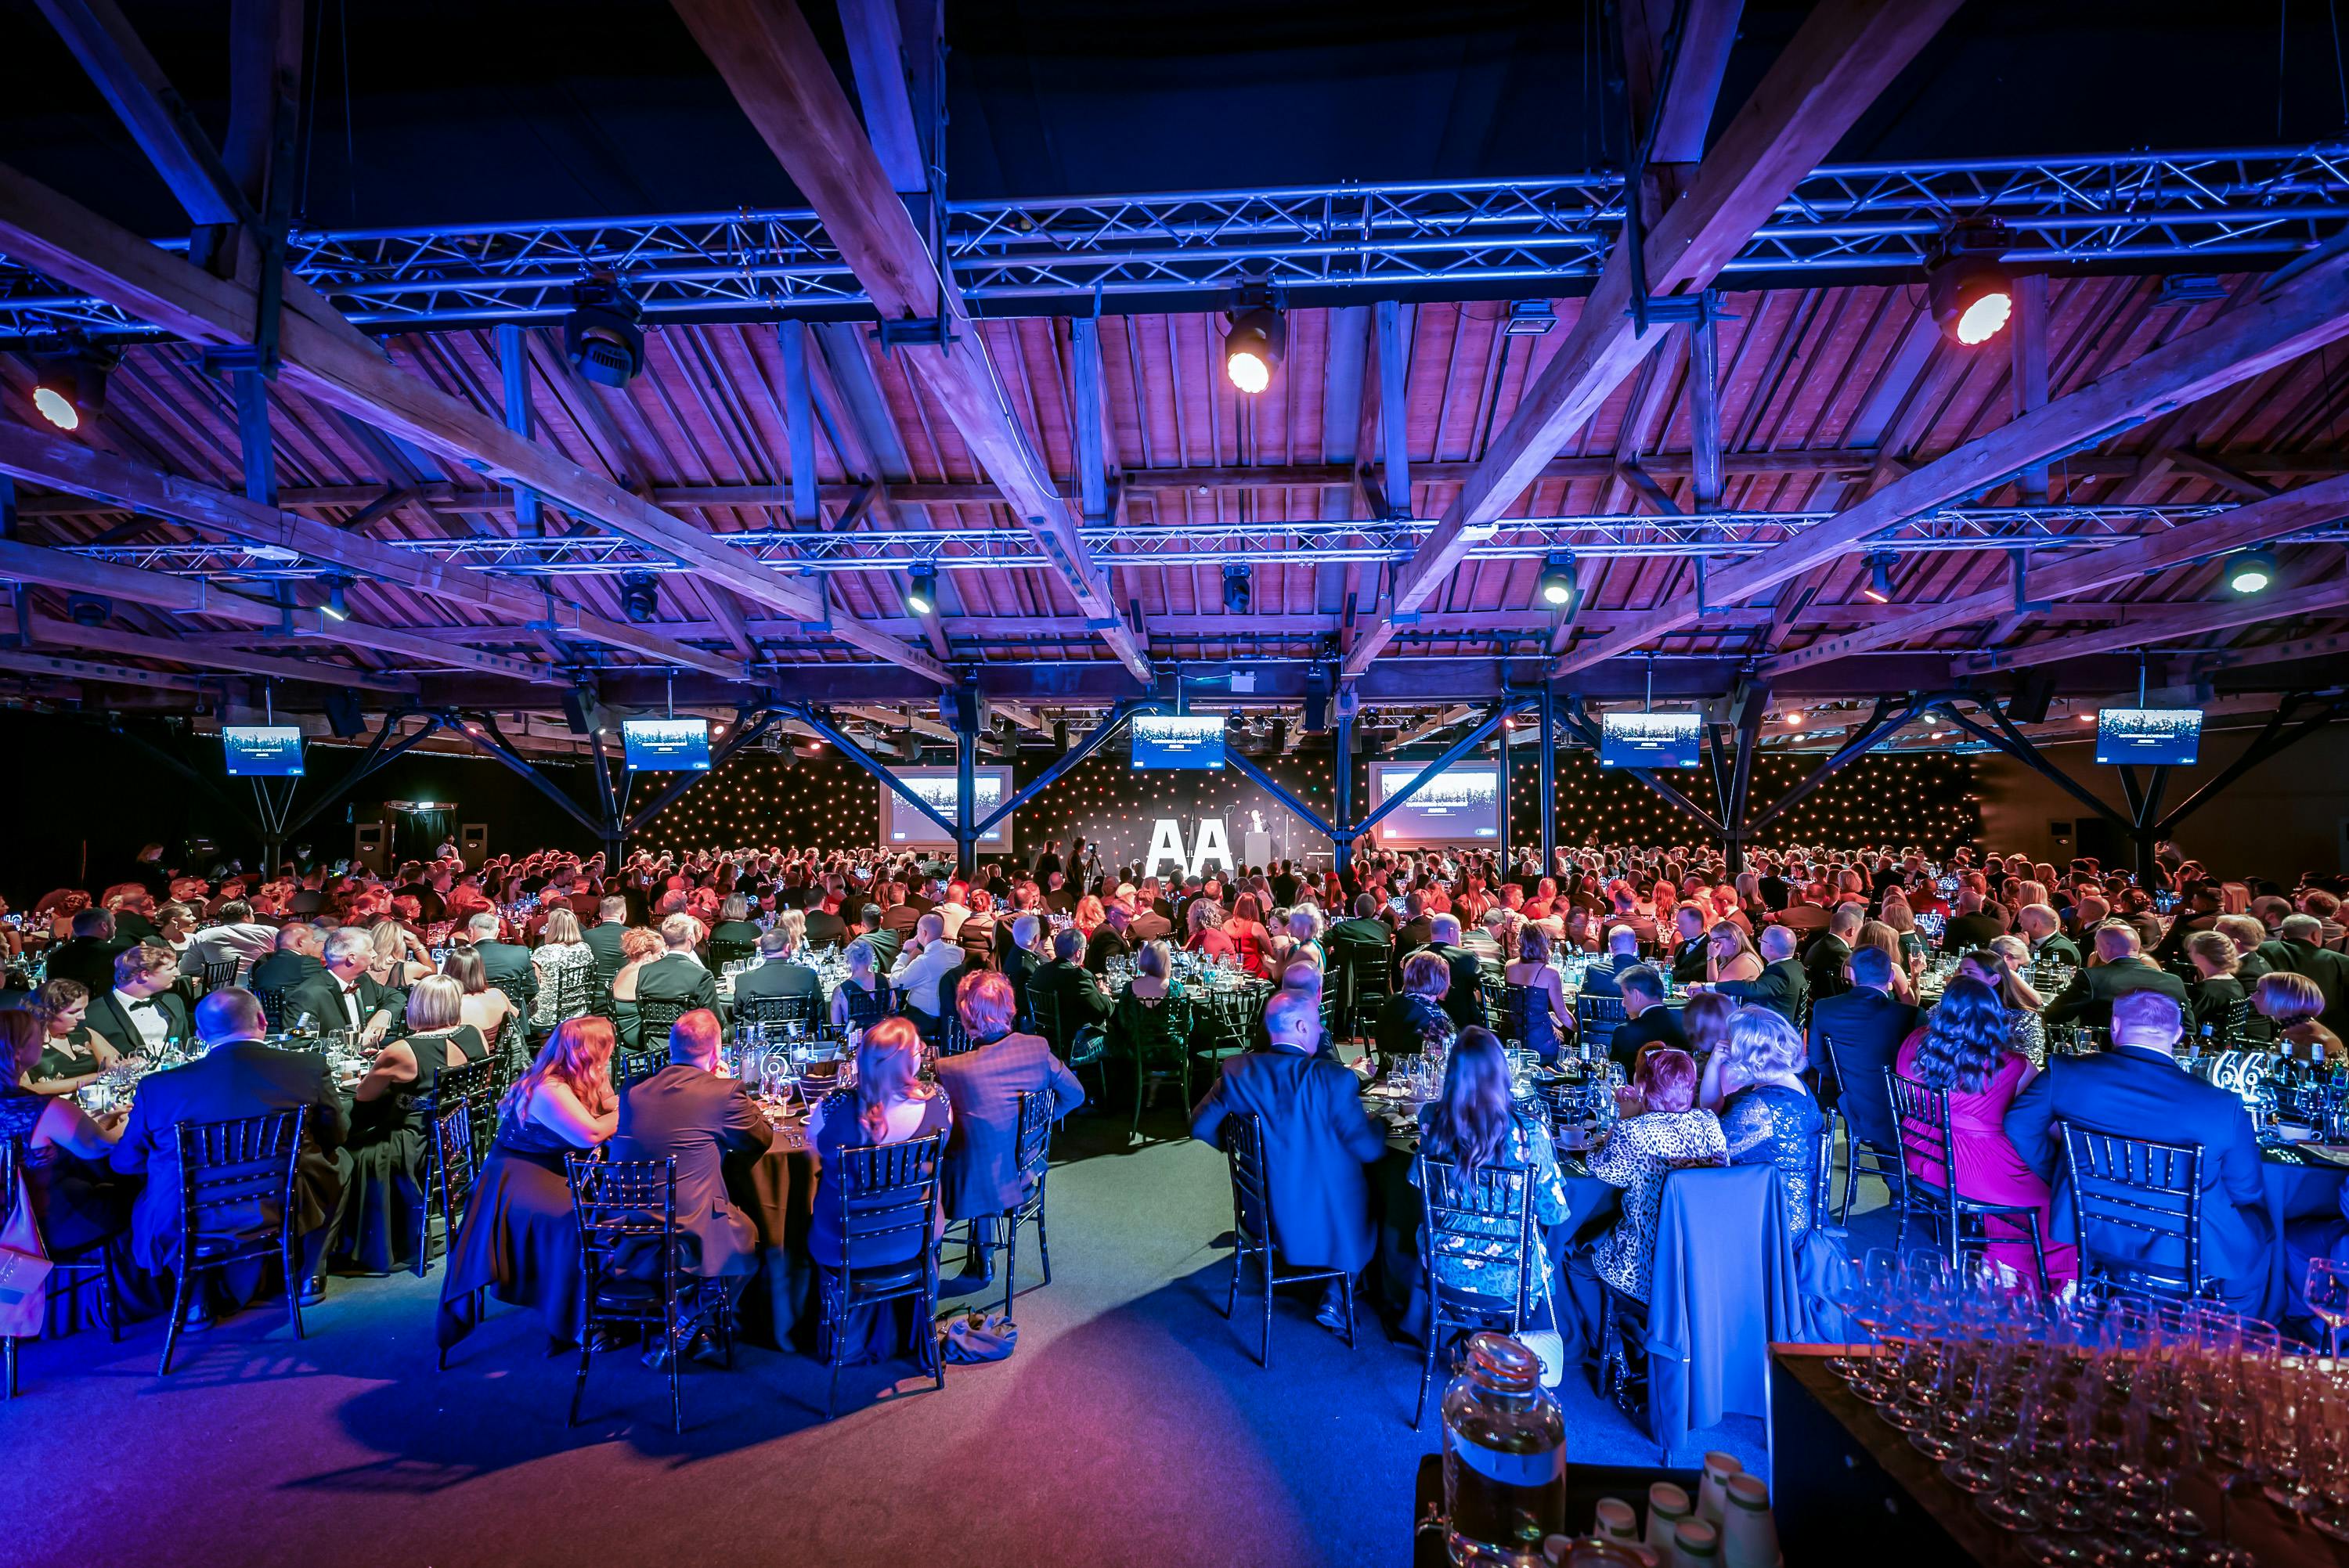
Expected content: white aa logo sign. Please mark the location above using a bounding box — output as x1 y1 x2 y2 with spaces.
1144 816 1233 879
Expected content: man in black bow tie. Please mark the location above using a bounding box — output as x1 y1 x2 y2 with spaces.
85 939 193 1058
319 928 405 1045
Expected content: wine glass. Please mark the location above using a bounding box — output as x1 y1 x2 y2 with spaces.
2308 1259 2349 1359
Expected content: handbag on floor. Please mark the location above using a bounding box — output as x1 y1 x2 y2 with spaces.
0 1169 54 1337
936 1308 1018 1363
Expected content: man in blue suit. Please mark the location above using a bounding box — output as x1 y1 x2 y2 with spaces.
1193 990 1386 1333
1578 925 1644 999
2003 989 2270 1314
1806 944 1921 1158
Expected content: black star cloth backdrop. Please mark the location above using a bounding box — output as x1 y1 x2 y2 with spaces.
637 745 1981 865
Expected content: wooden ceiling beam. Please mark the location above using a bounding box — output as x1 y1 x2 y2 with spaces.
669 0 1152 684
0 160 954 687
25 612 417 691
1952 571 2349 674
1341 0 1959 679
1568 251 2349 677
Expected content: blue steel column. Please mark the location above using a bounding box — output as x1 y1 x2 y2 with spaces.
954 699 978 881
1539 683 1557 868
1333 706 1355 885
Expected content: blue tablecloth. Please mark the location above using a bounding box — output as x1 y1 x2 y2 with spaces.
2260 1146 2349 1324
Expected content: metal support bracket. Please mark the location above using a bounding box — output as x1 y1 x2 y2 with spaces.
2010 547 2051 615
869 316 960 355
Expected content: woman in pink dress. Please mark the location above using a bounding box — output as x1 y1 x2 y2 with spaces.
1893 975 2077 1285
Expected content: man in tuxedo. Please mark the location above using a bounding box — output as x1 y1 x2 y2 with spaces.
1773 889 1831 937
1412 914 1486 1032
464 910 539 1022
1942 888 2007 952
2019 903 2083 970
637 914 723 1018
46 910 132 997
2043 923 2190 1029
731 927 819 1004
251 924 332 1025
1668 903 1712 987
611 1009 772 1323
85 940 193 1058
1608 966 1688 1070
1705 924 1810 1027
1579 925 1645 999
1807 945 1922 1152
1192 991 1386 1333
1128 880 1174 943
933 971 1084 1285
583 896 631 989
803 891 849 951
2004 990 2269 1313
1034 927 1112 1057
1083 902 1135 976
1392 893 1436 962
1802 901 1863 1003
110 988 350 1303
316 928 406 1044
2255 914 2349 1036
882 885 924 940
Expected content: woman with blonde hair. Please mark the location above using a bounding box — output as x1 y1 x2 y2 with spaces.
606 926 666 1050
1073 895 1107 939
1855 919 1918 1004
530 904 597 1027
437 1015 619 1355
1701 1007 1824 1238
1706 922 1763 985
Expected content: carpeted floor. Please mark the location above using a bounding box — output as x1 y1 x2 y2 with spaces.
0 1101 1797 1568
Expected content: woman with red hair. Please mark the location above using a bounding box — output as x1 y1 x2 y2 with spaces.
437 1015 619 1357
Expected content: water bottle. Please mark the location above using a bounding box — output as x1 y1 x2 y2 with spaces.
1441 1332 1566 1566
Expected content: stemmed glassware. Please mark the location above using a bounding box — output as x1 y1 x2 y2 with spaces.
2307 1258 2349 1359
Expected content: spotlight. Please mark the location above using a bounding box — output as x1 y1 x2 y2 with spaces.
1926 222 2014 347
1784 711 1806 732
2225 547 2276 596
620 571 659 623
1535 552 1580 614
29 343 116 432
1222 561 1252 615
66 593 110 628
1505 300 1557 337
320 574 352 622
1224 304 1286 395
563 270 645 387
906 564 938 616
1860 551 1896 604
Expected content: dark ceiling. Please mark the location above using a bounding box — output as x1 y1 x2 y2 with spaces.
0 1 2344 237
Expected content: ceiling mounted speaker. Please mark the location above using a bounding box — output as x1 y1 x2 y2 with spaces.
323 690 365 738
2009 671 2056 726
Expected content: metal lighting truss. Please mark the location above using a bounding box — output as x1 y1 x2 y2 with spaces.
3 143 2346 338
59 502 2349 581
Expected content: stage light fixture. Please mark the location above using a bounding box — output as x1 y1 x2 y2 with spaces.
66 593 110 628
1926 222 2015 347
30 344 116 432
905 564 938 616
1505 300 1557 337
320 574 352 622
1536 552 1580 612
1222 561 1252 615
2225 547 2276 595
1860 551 1896 604
1224 305 1286 395
563 270 646 387
620 571 660 623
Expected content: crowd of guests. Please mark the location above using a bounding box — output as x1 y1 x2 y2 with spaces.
9 832 2349 1377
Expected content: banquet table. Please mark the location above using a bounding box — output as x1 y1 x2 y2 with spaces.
727 1098 823 1352
2259 1140 2349 1323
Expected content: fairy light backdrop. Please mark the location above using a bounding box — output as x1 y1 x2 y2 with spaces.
635 741 1979 862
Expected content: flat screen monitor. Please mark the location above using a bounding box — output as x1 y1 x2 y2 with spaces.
1130 714 1226 770
1367 762 1501 845
1600 710 1704 770
881 766 1014 847
222 725 305 777
622 718 713 772
2095 707 2203 766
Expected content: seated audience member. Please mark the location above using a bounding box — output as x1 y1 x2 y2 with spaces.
1802 901 1864 1002
111 988 351 1304
934 971 1084 1285
2003 990 2268 1314
1895 975 2075 1285
636 913 724 1021
438 1015 620 1353
2218 914 2273 984
82 939 191 1061
464 910 540 1024
1806 944 1922 1148
2041 921 2189 1029
1704 922 1765 986
189 899 277 981
529 907 597 1028
1853 920 1918 1005
1702 924 1808 1027
1035 926 1113 1057
829 939 895 1033
45 910 132 997
1184 898 1236 965
0 1010 128 1258
24 979 117 1095
2257 913 2349 1036
582 896 633 987
442 947 518 1060
334 975 485 1274
2185 929 2249 1038
2018 903 2083 970
1374 950 1456 1076
1502 923 1571 1065
2255 971 2346 1064
1192 991 1387 1334
888 912 965 1030
250 922 328 1013
705 896 763 954
1084 902 1136 976
606 927 665 1051
1579 925 1644 997
1701 1007 1824 1241
1676 988 1737 1064
1667 903 1712 987
1586 1048 1726 1303
734 926 820 1005
1608 965 1688 1072
1414 1026 1571 1305
1416 914 1485 1032
611 1008 774 1345
318 927 406 1045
